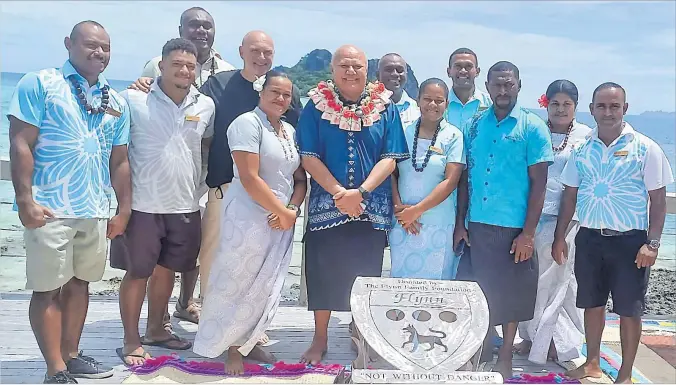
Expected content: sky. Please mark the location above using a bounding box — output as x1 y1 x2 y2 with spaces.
0 0 674 113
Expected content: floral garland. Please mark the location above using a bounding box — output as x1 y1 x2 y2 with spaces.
307 80 392 131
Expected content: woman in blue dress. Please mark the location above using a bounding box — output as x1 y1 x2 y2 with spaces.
389 78 466 280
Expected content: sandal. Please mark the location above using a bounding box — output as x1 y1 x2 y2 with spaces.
173 302 200 324
116 347 151 367
141 334 192 350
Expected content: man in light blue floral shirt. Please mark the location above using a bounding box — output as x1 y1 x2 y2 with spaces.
554 82 674 384
7 21 131 384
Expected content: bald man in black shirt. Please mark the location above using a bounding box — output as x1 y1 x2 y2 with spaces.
198 30 302 304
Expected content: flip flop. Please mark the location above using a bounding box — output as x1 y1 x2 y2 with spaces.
141 334 192 350
116 347 151 367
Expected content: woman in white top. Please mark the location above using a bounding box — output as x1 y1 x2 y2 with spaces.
193 71 307 374
514 80 592 364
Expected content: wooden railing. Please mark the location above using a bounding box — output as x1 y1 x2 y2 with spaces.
1 157 674 306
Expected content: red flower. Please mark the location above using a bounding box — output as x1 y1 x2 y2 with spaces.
375 83 385 93
327 100 340 112
322 89 334 100
538 94 549 108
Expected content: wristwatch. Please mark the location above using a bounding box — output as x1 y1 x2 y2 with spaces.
287 203 301 218
358 186 371 200
646 239 660 251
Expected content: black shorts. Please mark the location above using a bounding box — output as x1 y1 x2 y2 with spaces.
110 210 202 279
574 227 649 318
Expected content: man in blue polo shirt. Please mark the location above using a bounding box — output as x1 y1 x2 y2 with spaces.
455 61 553 379
554 82 674 384
448 48 492 277
7 21 131 383
444 47 492 129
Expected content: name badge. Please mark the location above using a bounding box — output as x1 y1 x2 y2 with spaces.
614 150 629 157
105 107 121 118
185 115 200 122
429 146 443 154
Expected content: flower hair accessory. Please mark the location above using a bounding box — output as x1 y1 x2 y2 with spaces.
253 75 266 92
538 94 549 108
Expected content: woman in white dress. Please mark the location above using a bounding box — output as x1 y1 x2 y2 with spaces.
513 80 591 364
193 71 307 374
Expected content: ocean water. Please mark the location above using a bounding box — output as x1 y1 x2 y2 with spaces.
0 71 674 269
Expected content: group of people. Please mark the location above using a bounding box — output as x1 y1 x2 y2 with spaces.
7 6 673 385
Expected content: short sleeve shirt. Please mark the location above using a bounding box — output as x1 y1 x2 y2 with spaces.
227 107 300 204
397 119 465 226
464 104 554 228
141 49 235 89
121 80 215 214
296 100 410 231
561 122 674 231
6 60 130 219
395 91 421 129
445 87 492 132
542 120 593 217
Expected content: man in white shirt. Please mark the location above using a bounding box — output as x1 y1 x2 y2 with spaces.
554 82 674 384
377 53 420 128
111 38 215 366
133 7 235 91
129 6 232 329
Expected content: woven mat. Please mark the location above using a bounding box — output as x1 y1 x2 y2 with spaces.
121 356 344 384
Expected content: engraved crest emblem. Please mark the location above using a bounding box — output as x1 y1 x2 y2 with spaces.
351 277 490 372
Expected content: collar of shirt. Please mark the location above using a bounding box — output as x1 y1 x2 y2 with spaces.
486 101 522 125
449 86 490 107
589 121 636 146
396 90 416 112
150 76 201 108
61 60 109 89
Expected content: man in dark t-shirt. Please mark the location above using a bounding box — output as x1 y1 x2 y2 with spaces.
197 30 302 307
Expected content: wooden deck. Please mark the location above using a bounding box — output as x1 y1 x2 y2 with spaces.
0 293 566 384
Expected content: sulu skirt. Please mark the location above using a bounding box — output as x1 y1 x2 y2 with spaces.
303 220 388 312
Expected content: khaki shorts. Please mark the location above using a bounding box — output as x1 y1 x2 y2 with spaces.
24 218 108 292
197 184 228 297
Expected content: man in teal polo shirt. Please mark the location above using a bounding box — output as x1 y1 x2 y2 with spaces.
554 83 673 383
448 48 492 271
7 21 131 383
444 47 492 130
455 61 553 379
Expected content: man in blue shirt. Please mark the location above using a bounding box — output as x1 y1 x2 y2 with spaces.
448 48 492 279
444 48 492 130
296 45 409 365
7 21 131 383
554 83 674 384
455 61 553 379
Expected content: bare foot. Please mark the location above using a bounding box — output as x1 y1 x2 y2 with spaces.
492 359 513 381
565 361 603 380
513 340 532 355
226 347 245 375
301 337 328 365
248 345 276 364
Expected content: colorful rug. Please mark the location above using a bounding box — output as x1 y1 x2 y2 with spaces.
505 373 580 384
121 355 344 383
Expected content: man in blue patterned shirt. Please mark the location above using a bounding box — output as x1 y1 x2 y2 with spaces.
296 45 409 365
554 83 674 384
7 21 131 383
